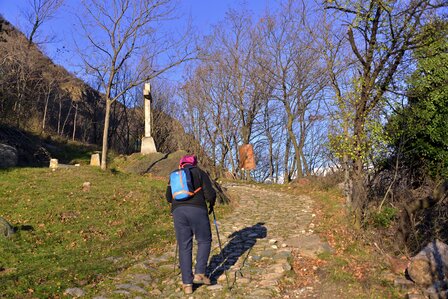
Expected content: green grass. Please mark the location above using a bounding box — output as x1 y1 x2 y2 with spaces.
48 139 99 165
0 167 174 298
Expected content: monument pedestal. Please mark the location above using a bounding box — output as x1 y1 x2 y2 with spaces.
141 137 157 154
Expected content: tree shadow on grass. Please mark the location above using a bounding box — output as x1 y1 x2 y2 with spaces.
206 222 267 287
1 216 34 238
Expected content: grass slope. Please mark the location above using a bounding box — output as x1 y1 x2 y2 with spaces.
0 167 173 298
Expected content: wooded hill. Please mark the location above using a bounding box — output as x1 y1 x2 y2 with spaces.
0 16 104 144
0 15 196 163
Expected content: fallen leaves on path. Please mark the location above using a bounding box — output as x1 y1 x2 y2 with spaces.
290 250 326 288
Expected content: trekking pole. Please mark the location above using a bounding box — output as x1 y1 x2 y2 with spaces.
212 211 230 289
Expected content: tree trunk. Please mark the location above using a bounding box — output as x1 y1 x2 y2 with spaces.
351 115 367 228
57 97 62 134
267 132 274 182
42 85 51 132
61 101 73 137
72 102 78 141
285 111 303 178
283 136 291 184
343 116 351 206
101 99 112 170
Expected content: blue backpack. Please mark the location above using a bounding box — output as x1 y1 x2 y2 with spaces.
170 167 202 201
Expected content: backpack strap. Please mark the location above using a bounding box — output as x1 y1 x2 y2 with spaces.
172 187 202 199
185 165 202 195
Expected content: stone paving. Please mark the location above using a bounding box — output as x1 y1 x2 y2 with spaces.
82 183 323 298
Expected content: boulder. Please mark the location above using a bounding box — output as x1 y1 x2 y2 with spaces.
407 240 448 286
0 216 15 238
284 234 333 258
0 143 18 168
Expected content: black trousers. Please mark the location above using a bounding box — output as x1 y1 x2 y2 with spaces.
173 205 212 284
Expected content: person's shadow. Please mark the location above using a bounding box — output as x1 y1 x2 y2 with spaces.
206 222 267 286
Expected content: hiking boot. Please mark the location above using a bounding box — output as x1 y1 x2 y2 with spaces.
183 284 193 294
193 274 211 285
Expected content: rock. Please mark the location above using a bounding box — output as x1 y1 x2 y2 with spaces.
406 294 427 299
263 272 283 280
217 274 228 282
0 144 17 168
270 264 285 273
207 284 224 290
82 182 91 192
407 240 448 286
283 263 292 271
127 273 151 285
238 278 251 284
388 255 410 275
259 279 278 287
284 234 333 258
394 278 415 290
0 217 15 238
150 289 162 296
425 281 448 299
90 153 101 166
115 283 147 294
260 250 275 257
64 287 85 297
113 290 130 295
274 251 292 260
250 288 274 297
49 158 58 169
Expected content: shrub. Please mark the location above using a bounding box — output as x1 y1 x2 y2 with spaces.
371 206 397 228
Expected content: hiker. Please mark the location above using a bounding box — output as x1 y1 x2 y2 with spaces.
166 154 216 294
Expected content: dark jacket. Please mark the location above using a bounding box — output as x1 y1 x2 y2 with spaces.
166 165 216 212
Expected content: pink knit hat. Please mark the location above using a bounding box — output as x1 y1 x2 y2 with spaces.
179 155 197 167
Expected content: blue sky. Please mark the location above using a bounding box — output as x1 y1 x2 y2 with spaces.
0 0 276 74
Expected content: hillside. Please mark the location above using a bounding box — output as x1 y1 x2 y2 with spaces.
0 15 207 167
0 16 104 145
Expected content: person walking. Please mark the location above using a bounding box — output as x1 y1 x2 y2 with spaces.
166 154 216 294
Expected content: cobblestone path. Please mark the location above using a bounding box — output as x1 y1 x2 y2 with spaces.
87 183 321 299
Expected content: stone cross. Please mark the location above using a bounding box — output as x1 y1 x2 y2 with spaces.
143 83 152 138
141 82 157 154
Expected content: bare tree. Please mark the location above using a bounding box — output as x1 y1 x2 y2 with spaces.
77 0 195 170
21 0 65 45
259 2 326 179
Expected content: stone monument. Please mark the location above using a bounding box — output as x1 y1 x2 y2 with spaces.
141 82 157 154
49 158 59 169
90 153 100 166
